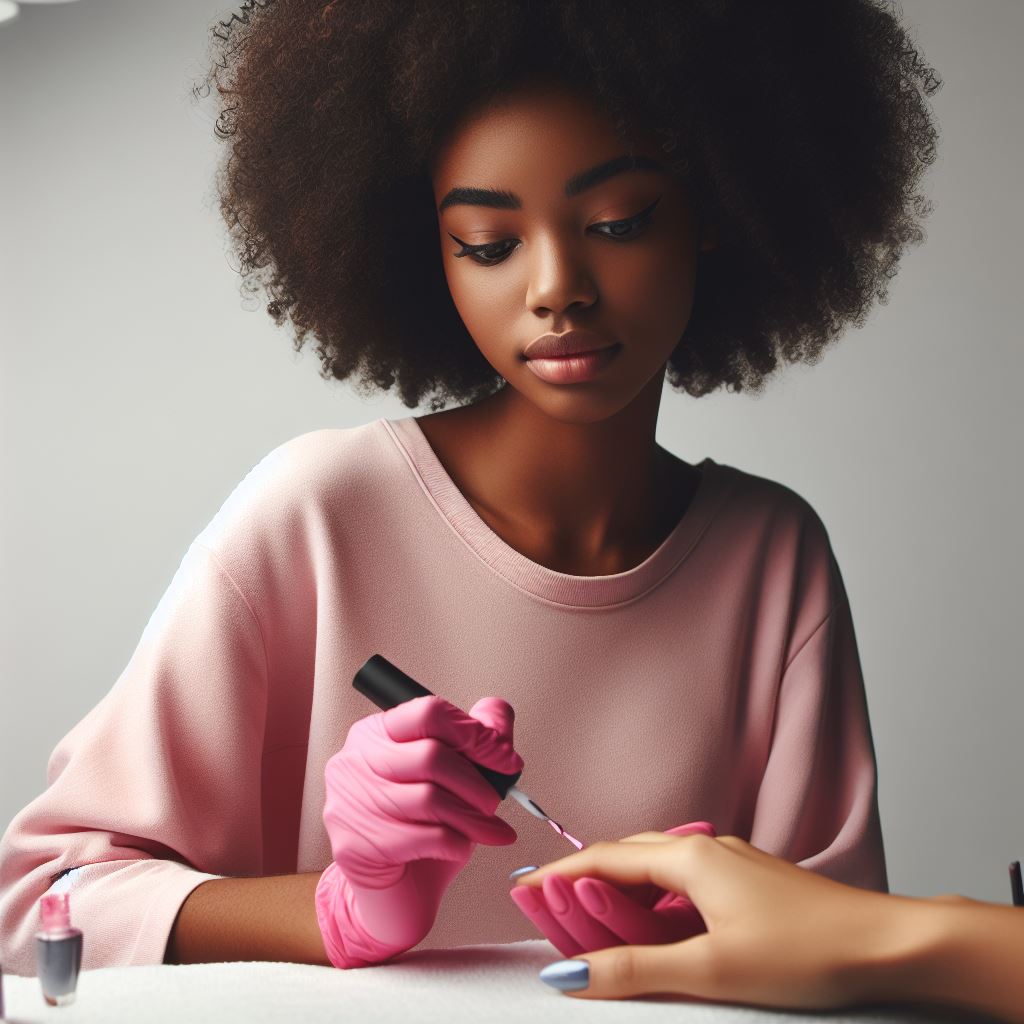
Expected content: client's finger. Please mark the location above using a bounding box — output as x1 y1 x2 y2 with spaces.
541 937 717 1001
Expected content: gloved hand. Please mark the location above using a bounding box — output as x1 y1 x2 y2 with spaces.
509 821 715 956
315 694 522 968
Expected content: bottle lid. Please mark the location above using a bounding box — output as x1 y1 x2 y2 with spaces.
39 893 71 930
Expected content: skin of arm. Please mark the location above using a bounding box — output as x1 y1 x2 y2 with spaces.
886 894 1024 1023
513 833 1024 1022
164 874 330 966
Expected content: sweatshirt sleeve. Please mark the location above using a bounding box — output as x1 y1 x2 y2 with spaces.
0 540 269 973
748 546 888 893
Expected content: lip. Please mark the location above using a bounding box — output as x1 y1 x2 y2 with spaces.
524 344 622 384
523 330 618 361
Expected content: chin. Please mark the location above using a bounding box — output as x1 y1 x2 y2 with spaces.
518 383 642 425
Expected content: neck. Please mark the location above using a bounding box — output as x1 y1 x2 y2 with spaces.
420 368 683 574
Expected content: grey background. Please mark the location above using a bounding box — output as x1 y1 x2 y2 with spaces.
1 1 1021 904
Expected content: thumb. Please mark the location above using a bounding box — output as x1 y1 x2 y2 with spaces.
539 936 718 1001
468 697 515 744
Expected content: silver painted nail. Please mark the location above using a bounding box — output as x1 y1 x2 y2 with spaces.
539 960 589 992
509 865 539 880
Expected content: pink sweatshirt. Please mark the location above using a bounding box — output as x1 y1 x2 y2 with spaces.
0 416 886 973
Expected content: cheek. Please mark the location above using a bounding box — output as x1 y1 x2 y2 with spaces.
443 261 522 355
602 243 698 346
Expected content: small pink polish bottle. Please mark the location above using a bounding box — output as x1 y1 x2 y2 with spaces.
35 893 83 1006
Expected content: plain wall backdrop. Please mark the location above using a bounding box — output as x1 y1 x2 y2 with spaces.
1 0 1021 904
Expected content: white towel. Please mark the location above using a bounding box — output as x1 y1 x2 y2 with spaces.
0 940 965 1023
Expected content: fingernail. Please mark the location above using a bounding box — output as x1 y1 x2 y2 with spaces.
539 959 589 992
509 865 539 880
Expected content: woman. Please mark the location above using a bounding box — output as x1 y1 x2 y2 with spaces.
0 0 939 972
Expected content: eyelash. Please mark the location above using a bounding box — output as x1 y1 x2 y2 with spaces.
450 196 662 267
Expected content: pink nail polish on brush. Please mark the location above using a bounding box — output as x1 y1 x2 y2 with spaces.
35 893 83 1007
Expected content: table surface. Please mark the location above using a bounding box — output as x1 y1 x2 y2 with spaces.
0 940 986 1024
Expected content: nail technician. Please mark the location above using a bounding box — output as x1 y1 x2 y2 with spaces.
0 0 942 972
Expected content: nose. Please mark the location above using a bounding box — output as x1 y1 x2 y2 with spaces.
524 232 598 317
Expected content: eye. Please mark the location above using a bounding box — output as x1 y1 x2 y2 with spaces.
455 238 518 267
450 196 662 267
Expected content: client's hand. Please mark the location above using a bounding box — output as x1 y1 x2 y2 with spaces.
509 821 714 956
316 695 522 968
513 831 901 1007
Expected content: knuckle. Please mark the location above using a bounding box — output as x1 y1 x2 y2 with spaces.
421 695 451 730
325 745 355 780
420 738 445 772
677 832 715 869
933 893 974 906
717 835 745 851
329 831 359 864
404 781 434 811
686 832 715 855
617 832 646 845
608 947 638 990
347 716 371 741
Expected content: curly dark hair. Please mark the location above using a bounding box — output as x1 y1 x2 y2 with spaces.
194 0 941 410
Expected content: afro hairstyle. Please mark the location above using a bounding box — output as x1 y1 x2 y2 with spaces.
195 0 942 410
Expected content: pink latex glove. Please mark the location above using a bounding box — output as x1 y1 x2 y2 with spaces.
509 821 716 956
315 694 523 968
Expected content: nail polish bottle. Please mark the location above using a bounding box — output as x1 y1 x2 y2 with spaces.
35 893 83 1007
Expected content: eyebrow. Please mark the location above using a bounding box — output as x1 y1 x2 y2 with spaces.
437 154 665 215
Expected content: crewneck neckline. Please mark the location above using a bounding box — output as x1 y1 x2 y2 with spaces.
381 415 735 609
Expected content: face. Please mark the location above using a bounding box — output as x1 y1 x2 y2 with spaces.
431 77 710 425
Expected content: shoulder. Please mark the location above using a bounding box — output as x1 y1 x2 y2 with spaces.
710 459 844 612
712 459 832 547
193 420 395 555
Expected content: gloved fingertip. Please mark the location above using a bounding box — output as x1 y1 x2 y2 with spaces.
492 821 519 846
573 877 609 917
468 696 516 739
541 874 571 915
510 884 542 913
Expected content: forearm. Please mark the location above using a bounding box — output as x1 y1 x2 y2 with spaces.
164 872 329 966
856 895 1024 1022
